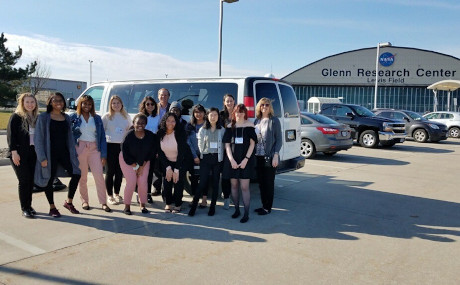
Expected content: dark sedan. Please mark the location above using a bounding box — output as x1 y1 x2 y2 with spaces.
373 109 448 143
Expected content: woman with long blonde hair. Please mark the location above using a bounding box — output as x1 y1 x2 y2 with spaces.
7 93 39 218
102 95 132 205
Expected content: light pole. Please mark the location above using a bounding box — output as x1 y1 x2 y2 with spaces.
88 60 93 85
374 42 392 109
218 0 238 77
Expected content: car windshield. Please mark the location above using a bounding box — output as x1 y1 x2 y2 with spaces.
406 111 427 121
354 105 375 117
303 113 339 125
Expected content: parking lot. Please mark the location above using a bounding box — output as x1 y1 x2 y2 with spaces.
0 139 459 284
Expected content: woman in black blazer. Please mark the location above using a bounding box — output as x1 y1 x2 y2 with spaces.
7 93 39 218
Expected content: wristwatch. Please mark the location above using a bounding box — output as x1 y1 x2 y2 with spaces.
133 164 140 170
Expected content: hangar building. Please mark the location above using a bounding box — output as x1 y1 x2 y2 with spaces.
282 47 460 113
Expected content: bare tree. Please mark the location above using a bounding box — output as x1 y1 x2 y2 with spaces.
27 58 52 95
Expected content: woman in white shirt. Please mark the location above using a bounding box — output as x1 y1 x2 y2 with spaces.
70 95 110 212
102 95 132 205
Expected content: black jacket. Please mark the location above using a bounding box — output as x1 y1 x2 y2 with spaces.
7 113 32 158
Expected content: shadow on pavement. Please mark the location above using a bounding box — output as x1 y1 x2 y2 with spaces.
382 144 454 154
311 153 409 165
0 266 97 285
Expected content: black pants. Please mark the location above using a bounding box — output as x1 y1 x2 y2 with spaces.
105 143 123 196
152 159 162 193
192 154 220 207
45 148 81 205
256 156 276 211
162 161 185 207
10 146 36 211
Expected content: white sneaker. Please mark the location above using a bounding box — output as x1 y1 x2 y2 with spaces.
108 196 118 205
115 195 123 204
223 198 230 210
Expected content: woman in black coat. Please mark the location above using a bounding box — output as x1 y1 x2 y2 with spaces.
7 93 39 218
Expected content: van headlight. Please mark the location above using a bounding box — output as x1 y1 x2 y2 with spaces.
382 122 392 132
428 123 439 129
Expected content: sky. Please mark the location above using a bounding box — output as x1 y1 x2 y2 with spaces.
1 0 460 84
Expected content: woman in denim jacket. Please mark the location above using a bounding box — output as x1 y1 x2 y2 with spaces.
70 95 110 212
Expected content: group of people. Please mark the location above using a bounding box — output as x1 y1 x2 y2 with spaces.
7 88 282 223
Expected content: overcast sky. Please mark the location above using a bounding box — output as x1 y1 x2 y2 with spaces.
2 0 459 84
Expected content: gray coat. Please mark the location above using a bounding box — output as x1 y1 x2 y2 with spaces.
34 112 81 187
254 116 282 162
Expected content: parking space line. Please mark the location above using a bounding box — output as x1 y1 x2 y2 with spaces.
0 232 46 255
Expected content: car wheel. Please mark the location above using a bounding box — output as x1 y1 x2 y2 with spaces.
323 151 337 156
300 139 316 159
413 129 428 143
380 141 396 147
359 130 378 148
448 127 460 138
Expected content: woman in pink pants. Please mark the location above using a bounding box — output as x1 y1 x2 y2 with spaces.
70 95 110 212
120 114 158 215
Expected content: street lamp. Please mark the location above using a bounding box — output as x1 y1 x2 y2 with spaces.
218 0 238 77
374 42 392 109
88 60 93 86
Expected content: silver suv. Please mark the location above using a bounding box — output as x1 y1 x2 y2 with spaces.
423 111 460 138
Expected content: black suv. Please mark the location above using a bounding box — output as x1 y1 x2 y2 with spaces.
320 103 406 148
373 109 448 143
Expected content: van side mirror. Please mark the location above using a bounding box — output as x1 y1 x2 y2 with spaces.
67 98 76 110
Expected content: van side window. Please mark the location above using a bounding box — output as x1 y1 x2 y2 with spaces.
255 83 281 117
84 86 104 112
278 84 299 117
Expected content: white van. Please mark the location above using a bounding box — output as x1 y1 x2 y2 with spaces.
72 76 305 174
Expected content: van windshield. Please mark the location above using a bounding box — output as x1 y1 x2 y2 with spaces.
109 82 238 115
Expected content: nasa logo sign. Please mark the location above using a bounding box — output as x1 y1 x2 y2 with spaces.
379 52 395 67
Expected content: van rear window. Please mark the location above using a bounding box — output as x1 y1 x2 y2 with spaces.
109 83 238 114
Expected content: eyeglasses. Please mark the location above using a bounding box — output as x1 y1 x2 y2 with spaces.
52 99 64 103
145 103 155 106
261 103 270 107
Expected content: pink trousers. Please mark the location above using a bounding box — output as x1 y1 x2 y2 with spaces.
76 141 107 205
119 152 150 205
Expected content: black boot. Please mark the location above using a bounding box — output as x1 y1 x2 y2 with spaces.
188 204 197 216
208 205 216 216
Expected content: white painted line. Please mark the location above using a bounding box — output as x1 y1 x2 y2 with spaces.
0 232 46 255
275 177 301 183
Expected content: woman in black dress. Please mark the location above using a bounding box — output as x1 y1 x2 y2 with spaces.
222 104 257 223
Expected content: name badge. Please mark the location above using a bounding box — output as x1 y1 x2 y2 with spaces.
235 137 243 144
115 127 123 134
210 142 218 148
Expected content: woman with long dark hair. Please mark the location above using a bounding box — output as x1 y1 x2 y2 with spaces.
102 95 132 205
34 92 81 217
7 93 39 218
222 104 257 223
186 104 207 206
70 95 110 212
188 107 225 217
139 96 161 201
254 98 282 215
219 94 235 209
157 112 188 213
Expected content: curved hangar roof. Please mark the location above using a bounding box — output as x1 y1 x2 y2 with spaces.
283 47 460 87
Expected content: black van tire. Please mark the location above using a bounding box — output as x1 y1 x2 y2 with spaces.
359 130 378 148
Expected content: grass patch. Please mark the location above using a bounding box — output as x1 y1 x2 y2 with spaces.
0 111 12 130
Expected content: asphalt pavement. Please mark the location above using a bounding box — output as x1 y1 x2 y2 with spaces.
0 139 459 284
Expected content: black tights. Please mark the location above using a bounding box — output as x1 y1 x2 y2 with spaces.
230 178 250 218
45 150 80 205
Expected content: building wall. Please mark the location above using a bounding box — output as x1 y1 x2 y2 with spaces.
283 47 460 113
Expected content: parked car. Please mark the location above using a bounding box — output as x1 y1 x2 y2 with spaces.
423 111 460 138
319 103 406 148
300 112 352 158
373 109 448 143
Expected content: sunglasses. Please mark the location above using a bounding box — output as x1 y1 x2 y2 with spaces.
145 102 155 106
261 103 270 107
